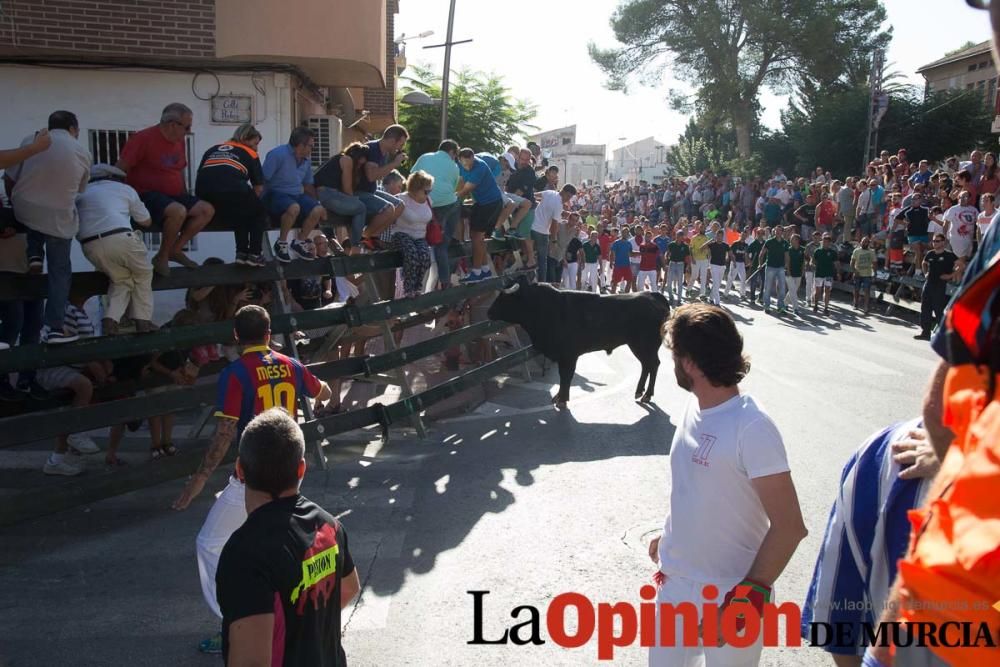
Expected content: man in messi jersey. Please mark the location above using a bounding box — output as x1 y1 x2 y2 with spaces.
217 408 360 666
172 304 330 652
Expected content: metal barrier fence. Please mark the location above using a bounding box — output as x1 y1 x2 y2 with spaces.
0 238 538 525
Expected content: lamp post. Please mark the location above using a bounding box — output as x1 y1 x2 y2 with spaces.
423 0 472 142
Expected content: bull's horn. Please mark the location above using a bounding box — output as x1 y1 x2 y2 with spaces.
501 283 520 295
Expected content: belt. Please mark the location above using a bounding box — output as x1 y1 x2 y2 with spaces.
80 228 133 245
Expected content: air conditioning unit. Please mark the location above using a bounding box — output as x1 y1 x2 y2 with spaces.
306 115 343 170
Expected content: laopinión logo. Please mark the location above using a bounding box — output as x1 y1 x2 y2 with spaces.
467 588 1000 661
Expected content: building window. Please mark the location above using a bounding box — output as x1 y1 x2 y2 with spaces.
88 129 134 168
979 61 990 69
989 77 998 112
969 64 978 71
88 129 196 192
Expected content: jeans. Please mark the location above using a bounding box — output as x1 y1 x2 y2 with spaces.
666 261 685 304
531 230 550 283
357 189 402 216
317 186 367 245
763 266 786 311
431 202 461 286
548 257 563 283
0 299 43 384
26 230 72 331
920 281 948 336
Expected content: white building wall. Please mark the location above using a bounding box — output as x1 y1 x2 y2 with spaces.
0 65 302 322
609 136 672 184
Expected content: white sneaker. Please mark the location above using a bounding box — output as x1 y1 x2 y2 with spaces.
67 433 100 454
43 458 84 476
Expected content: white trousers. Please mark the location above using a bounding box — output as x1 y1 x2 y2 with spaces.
562 262 578 290
727 261 747 295
649 572 765 667
784 275 802 312
196 476 247 618
581 262 600 293
637 269 659 291
709 264 725 305
804 271 815 304
695 259 710 295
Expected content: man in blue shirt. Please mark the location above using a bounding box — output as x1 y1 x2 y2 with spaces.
262 127 324 263
412 139 461 288
456 148 504 283
609 228 636 293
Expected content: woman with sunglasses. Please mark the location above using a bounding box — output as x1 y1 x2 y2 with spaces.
390 170 435 298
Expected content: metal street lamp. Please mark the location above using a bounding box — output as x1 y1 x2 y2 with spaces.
400 91 440 106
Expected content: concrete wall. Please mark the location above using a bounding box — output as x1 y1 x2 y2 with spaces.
0 64 305 322
608 137 672 184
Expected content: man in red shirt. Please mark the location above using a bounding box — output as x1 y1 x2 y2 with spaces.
815 192 836 238
172 304 331 653
117 102 215 277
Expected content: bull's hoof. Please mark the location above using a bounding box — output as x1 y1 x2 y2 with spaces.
639 393 653 404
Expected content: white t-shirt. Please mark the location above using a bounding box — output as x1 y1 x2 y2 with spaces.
977 209 995 242
394 192 432 239
658 393 789 581
532 190 564 235
944 204 977 258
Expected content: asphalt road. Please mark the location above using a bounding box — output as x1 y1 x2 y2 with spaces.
0 293 938 666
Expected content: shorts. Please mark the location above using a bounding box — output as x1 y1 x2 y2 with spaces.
611 266 632 283
35 365 86 391
888 247 904 264
139 191 201 226
263 191 321 222
504 192 528 207
907 234 929 244
855 275 873 290
815 276 833 288
469 199 503 233
357 190 401 216
517 209 535 237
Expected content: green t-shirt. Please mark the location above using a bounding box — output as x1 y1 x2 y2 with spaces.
764 238 787 268
667 241 690 263
582 241 601 263
786 246 805 277
851 247 876 278
748 239 765 269
813 247 838 278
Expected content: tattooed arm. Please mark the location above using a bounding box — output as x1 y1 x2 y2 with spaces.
172 418 237 511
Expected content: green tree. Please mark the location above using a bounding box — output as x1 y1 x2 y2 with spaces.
397 64 537 163
589 0 887 157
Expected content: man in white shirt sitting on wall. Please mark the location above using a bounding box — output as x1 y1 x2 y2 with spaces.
76 164 156 335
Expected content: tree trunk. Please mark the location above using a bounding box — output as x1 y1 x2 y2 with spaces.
732 100 753 158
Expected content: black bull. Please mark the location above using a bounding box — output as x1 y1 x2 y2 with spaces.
487 280 671 405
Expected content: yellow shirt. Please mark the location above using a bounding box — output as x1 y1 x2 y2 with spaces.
690 234 711 261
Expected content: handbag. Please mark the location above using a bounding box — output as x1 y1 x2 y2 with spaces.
426 203 444 246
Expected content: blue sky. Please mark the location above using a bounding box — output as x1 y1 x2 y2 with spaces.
396 0 994 156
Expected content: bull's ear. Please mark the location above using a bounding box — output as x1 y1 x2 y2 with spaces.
501 282 520 295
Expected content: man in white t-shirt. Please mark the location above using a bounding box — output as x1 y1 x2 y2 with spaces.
531 184 576 284
650 304 808 667
942 190 977 260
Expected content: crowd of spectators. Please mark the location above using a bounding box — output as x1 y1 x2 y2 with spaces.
1 98 996 476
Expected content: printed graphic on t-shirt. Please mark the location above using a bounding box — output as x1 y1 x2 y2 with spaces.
692 433 717 467
291 523 340 614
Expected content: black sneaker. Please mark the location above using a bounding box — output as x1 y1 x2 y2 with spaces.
234 252 249 266
246 254 267 268
290 239 316 261
16 379 49 401
913 332 931 341
273 241 292 263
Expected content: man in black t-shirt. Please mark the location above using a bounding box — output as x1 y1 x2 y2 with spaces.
727 229 749 298
217 409 360 666
706 229 730 306
915 233 958 340
900 193 931 276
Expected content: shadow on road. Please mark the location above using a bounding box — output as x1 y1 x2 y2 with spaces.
351 394 677 598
